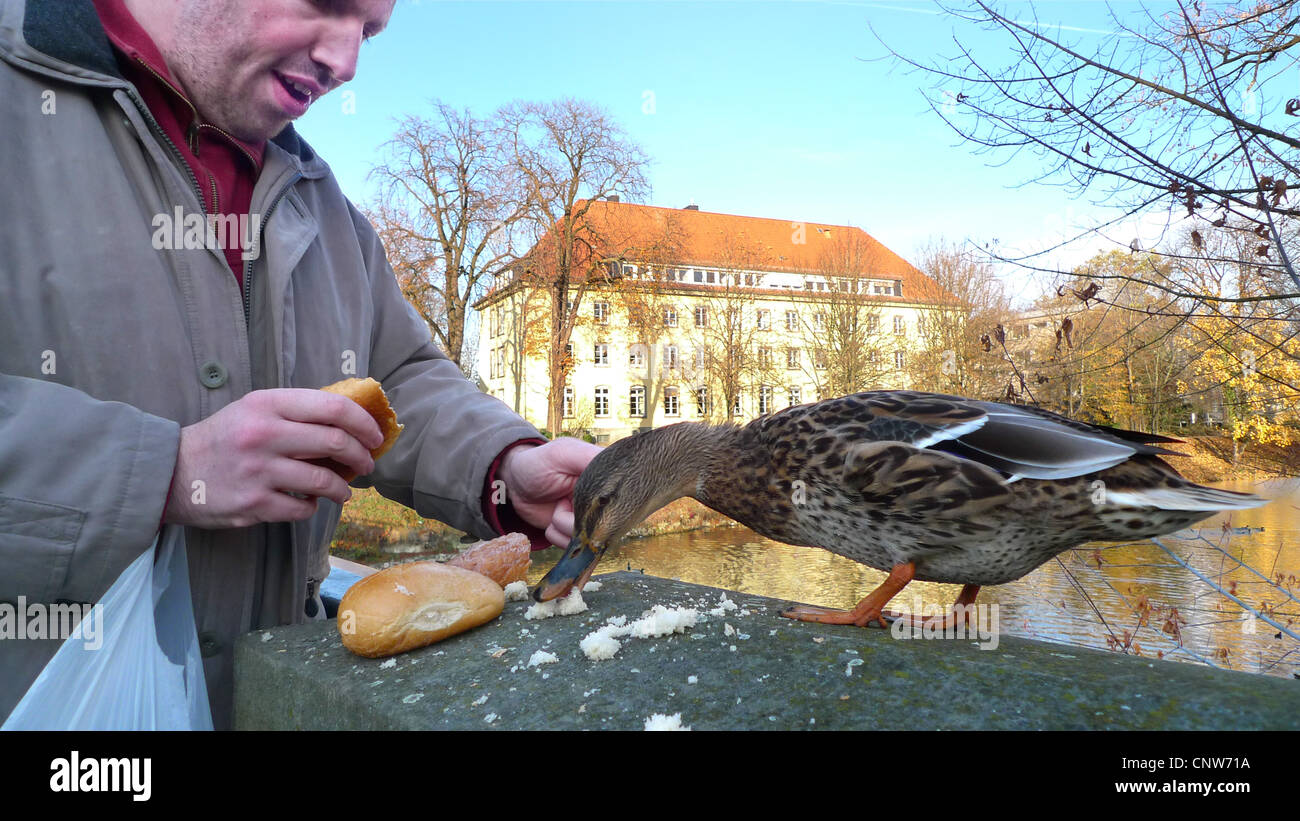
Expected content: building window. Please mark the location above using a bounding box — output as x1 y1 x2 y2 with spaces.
664 307 678 328
866 315 879 334
664 387 680 417
756 309 771 330
563 386 574 418
869 350 881 369
694 348 709 370
758 346 773 368
785 309 798 331
630 385 645 418
695 386 711 417
664 344 679 371
814 348 828 370
593 343 609 366
759 386 773 415
813 312 825 331
786 347 800 370
594 386 609 417
894 315 906 335
894 350 905 370
731 392 743 416
694 305 709 328
593 301 610 324
788 386 801 407
629 344 646 368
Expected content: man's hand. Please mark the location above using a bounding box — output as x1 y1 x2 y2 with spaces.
496 438 602 547
163 389 385 529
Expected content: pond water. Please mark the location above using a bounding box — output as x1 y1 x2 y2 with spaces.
526 479 1300 680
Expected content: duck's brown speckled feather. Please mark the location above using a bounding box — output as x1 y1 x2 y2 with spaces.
693 391 1264 586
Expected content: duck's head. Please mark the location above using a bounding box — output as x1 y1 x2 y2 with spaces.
531 424 720 602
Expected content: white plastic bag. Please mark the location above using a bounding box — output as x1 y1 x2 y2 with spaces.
2 535 212 730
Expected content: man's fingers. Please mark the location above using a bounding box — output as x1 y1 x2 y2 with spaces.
266 457 354 506
550 506 574 540
270 419 376 479
261 388 385 450
260 491 321 524
543 437 604 475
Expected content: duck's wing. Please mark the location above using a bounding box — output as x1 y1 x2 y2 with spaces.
938 399 1184 480
784 391 1181 482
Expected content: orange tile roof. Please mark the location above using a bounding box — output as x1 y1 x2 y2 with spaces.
565 200 952 303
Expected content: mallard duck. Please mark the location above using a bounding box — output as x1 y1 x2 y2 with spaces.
532 391 1267 629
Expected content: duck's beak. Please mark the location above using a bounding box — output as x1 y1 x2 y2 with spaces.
532 536 604 602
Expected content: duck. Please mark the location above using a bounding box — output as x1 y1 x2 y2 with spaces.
532 390 1267 629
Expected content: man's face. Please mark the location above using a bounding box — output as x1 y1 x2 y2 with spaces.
170 0 395 143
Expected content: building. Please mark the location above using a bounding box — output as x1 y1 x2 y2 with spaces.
475 200 957 441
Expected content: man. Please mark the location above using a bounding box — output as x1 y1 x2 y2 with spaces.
0 0 599 728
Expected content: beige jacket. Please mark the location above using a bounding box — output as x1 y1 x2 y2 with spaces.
0 0 541 727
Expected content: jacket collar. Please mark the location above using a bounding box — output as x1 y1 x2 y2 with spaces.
12 0 326 176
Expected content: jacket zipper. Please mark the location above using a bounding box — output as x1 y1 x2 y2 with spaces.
121 85 205 218
243 174 300 326
133 57 260 168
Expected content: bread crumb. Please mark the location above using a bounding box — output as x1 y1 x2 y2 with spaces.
687 675 698 684
472 694 489 706
527 650 558 667
627 605 699 638
580 628 623 660
484 713 497 723
708 594 738 617
524 588 587 620
578 605 697 661
380 658 397 669
583 580 603 592
503 581 530 602
644 713 690 731
260 632 273 642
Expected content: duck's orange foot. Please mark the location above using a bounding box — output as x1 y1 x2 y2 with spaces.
891 585 983 632
781 562 919 629
779 603 905 629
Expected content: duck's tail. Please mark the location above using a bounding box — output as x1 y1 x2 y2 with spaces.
1103 484 1268 512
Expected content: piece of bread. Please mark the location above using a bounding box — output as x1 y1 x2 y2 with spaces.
337 561 505 658
447 532 533 587
319 377 404 481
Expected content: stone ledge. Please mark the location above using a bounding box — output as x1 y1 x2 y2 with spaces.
234 572 1300 730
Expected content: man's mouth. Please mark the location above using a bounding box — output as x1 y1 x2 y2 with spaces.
273 71 315 106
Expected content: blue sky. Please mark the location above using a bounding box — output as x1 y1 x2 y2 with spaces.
298 1 1159 301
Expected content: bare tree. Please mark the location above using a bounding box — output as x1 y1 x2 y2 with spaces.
883 0 1299 287
500 98 652 434
799 230 892 397
369 102 527 369
879 0 1300 414
684 233 780 420
910 237 1015 399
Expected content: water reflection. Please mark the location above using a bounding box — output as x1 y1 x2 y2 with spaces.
527 479 1300 679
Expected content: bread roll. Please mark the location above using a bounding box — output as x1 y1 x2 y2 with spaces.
447 532 533 586
337 561 504 658
319 377 404 481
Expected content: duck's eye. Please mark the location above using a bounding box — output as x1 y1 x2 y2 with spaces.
597 494 614 507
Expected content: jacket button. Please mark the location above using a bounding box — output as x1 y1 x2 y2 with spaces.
199 360 228 388
198 632 222 658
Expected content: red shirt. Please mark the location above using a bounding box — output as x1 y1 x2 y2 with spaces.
93 0 263 286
